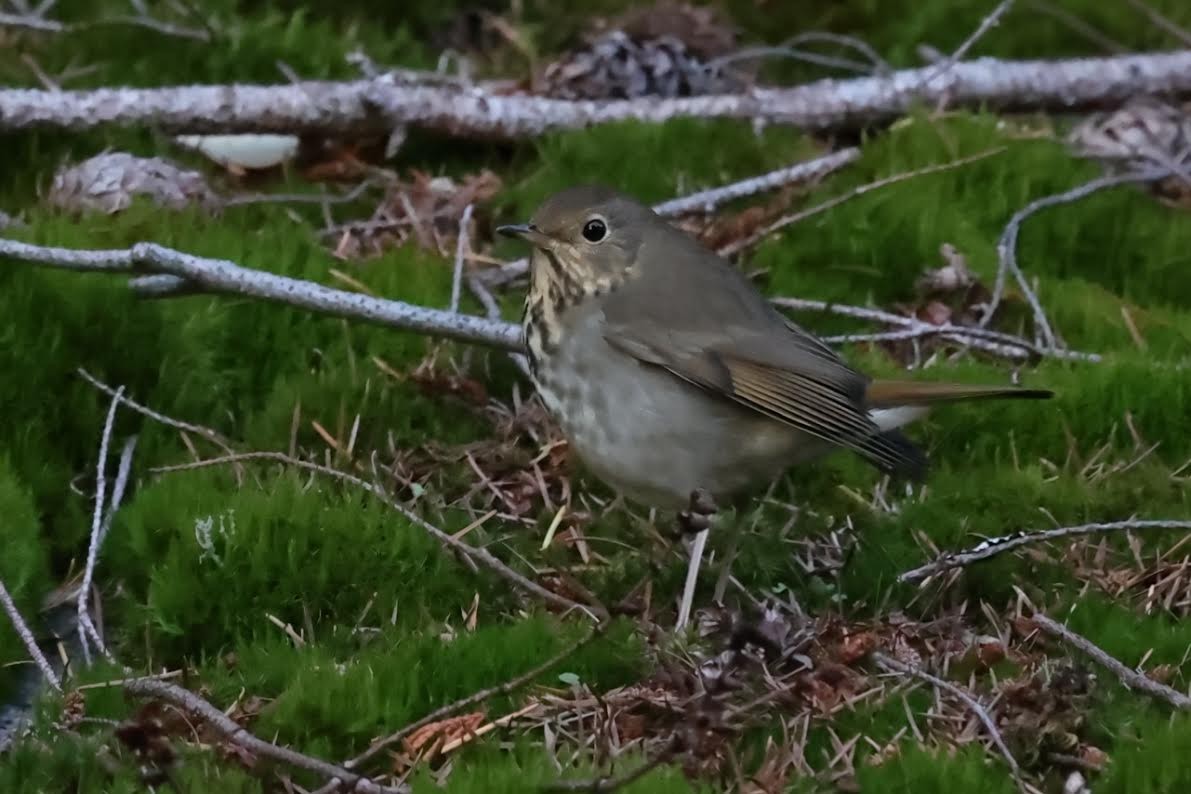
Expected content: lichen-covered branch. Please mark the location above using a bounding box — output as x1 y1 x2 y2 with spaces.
0 238 523 352
1 50 1190 137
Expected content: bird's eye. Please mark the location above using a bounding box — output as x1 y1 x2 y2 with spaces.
581 218 607 243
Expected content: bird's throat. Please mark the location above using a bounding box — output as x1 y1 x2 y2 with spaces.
522 248 587 372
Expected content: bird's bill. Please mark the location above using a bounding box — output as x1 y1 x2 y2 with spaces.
496 223 555 249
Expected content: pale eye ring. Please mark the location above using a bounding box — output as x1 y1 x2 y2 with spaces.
581 217 608 243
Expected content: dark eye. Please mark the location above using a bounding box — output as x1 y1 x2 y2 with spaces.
582 218 607 243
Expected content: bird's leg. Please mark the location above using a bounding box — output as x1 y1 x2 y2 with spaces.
675 488 717 632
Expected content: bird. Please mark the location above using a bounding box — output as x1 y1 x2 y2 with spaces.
498 184 1053 628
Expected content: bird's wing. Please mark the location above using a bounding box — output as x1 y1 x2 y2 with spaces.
600 230 926 477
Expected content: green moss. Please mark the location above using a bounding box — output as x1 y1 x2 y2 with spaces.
3 1 1191 790
1099 714 1191 794
855 743 1017 793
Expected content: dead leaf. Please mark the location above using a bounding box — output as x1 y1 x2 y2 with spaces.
837 632 877 665
403 711 487 758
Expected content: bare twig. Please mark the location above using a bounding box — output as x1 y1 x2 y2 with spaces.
899 519 1191 583
920 1 1016 89
122 677 407 794
980 168 1174 346
873 652 1025 789
76 385 124 665
0 4 209 39
0 238 523 352
99 436 137 544
651 148 861 216
449 204 474 314
2 51 1191 137
1125 0 1191 48
1025 1 1126 54
77 368 238 457
346 623 604 770
150 452 599 618
1030 612 1191 710
719 148 1006 257
773 295 1100 362
0 577 61 691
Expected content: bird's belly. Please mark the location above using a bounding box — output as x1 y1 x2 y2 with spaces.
534 346 830 510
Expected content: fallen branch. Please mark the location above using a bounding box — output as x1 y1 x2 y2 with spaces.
873 652 1026 791
899 519 1191 583
980 168 1174 346
0 238 523 351
3 51 1191 137
1030 612 1191 710
345 623 604 770
122 677 407 794
150 452 600 619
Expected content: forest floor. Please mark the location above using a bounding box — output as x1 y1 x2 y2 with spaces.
2 1 1191 792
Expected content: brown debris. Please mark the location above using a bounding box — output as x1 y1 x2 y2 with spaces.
876 242 1000 365
1067 95 1191 209
401 710 487 760
332 170 502 260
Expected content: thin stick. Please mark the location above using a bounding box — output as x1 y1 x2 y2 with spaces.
122 677 407 794
0 577 61 691
900 519 1191 583
708 31 892 75
1124 0 1191 48
151 452 599 619
448 204 474 314
873 652 1025 789
0 239 522 352
1030 613 1191 710
652 148 861 216
346 623 604 769
919 0 1016 89
77 385 124 665
719 148 1006 257
77 368 235 453
771 295 1099 363
980 169 1172 345
99 435 138 545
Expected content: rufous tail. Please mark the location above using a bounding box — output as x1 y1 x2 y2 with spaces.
865 380 1054 409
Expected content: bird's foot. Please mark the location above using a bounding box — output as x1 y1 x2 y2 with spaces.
676 489 717 632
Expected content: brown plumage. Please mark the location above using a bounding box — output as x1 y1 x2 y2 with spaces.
501 184 1054 630
500 185 1052 508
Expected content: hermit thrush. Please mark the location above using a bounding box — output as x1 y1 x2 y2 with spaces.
499 185 1052 626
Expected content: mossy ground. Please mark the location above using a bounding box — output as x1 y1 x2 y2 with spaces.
2 1 1191 792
